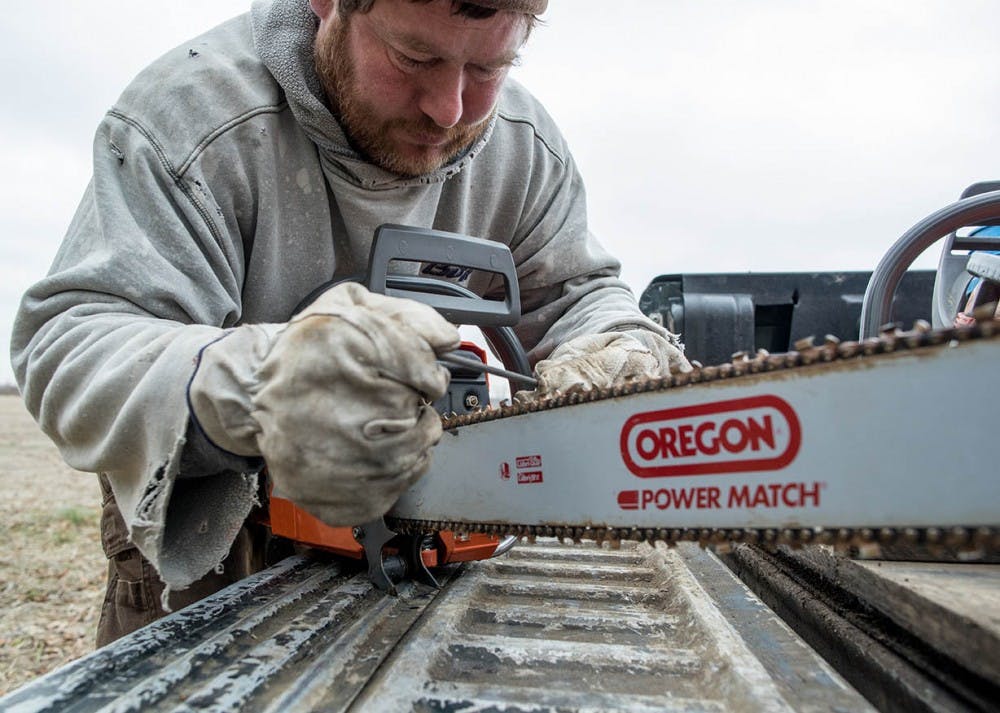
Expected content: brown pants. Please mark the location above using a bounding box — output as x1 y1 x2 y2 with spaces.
97 474 270 647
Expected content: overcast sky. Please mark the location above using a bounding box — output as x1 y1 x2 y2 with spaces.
3 1 999 386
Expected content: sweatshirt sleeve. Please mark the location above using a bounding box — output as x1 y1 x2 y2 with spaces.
10 111 261 590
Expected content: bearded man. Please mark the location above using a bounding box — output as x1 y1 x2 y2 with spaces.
11 0 689 645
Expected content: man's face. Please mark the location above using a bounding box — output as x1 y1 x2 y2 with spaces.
314 0 527 177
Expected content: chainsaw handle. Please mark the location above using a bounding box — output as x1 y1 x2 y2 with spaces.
366 224 521 327
292 225 533 378
380 275 533 378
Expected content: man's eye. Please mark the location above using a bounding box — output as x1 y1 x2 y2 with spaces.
394 50 430 69
470 65 506 82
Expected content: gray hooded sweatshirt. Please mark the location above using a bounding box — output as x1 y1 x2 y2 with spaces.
10 0 669 590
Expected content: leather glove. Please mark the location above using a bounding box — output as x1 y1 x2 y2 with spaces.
516 329 691 402
188 282 460 525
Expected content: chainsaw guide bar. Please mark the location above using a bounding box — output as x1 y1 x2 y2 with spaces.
389 320 1000 557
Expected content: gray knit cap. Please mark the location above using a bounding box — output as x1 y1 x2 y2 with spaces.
464 0 547 12
338 1 547 17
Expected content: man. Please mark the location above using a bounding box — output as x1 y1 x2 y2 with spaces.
11 0 688 644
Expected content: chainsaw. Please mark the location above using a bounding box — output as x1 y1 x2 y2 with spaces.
267 187 1000 592
262 224 536 592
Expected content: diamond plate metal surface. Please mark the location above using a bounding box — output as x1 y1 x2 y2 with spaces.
1 543 872 712
351 540 869 712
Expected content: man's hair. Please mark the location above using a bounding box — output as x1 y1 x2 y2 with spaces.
337 0 538 27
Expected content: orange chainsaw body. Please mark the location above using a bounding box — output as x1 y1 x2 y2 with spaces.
267 495 501 565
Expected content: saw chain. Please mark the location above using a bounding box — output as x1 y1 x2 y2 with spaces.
389 319 1000 557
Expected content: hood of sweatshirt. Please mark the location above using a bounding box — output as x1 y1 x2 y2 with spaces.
250 0 497 191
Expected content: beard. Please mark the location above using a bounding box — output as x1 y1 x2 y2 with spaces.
314 19 492 178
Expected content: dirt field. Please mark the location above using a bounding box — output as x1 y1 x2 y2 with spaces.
0 394 104 696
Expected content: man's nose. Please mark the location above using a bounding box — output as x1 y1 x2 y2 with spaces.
418 68 465 129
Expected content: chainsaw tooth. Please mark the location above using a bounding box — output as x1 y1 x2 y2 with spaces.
793 336 815 351
836 340 861 358
946 527 969 547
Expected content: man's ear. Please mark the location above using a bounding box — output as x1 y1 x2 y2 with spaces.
310 0 336 20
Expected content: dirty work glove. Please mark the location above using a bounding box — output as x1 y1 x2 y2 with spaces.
516 329 691 402
188 282 460 525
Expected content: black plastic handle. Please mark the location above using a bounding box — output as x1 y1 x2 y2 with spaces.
380 274 532 378
366 224 520 327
